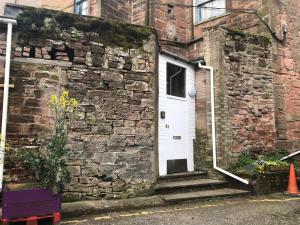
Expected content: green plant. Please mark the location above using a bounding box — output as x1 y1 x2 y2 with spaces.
19 91 78 194
228 152 255 172
229 150 289 176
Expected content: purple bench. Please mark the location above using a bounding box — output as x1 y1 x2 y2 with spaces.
2 186 61 220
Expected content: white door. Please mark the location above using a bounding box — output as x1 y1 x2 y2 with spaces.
158 54 195 176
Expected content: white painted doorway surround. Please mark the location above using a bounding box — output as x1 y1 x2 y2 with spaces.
158 54 196 176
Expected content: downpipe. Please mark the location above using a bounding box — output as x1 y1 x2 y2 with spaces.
0 17 17 191
281 150 300 161
197 63 249 185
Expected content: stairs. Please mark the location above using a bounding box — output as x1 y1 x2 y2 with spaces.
155 171 250 202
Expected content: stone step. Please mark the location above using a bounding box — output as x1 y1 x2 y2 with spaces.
160 188 250 202
157 171 207 183
155 179 228 194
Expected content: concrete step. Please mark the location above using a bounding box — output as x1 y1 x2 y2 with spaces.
157 171 207 183
154 179 228 190
160 188 250 202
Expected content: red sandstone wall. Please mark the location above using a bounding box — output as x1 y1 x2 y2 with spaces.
0 0 43 16
100 0 131 22
131 0 147 25
41 0 73 13
89 0 101 17
203 28 276 167
152 0 192 53
271 0 300 151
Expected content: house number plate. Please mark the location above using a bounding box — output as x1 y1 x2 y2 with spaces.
173 136 181 140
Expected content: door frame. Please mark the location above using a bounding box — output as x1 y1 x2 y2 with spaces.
158 53 196 176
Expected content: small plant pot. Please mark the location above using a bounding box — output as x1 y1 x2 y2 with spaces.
2 184 61 220
265 166 289 172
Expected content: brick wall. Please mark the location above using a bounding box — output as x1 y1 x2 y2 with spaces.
100 0 131 22
0 0 75 16
0 7 157 200
193 0 270 38
153 1 191 41
0 0 42 16
194 69 210 171
131 0 147 25
89 0 101 17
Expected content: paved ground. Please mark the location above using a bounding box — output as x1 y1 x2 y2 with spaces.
61 194 300 225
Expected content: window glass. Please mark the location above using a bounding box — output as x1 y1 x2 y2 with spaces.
195 0 226 23
75 0 88 15
166 63 186 98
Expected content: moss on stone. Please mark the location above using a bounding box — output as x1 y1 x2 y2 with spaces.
54 12 76 29
225 28 272 46
16 7 152 49
17 8 54 33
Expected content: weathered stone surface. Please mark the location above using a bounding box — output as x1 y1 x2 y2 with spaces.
69 166 81 176
101 71 123 83
0 13 156 201
125 81 149 92
197 28 276 172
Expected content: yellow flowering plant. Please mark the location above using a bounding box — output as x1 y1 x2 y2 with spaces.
0 133 10 151
20 91 78 194
48 90 79 121
0 133 10 164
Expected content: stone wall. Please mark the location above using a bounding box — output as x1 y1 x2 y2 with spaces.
196 28 276 169
271 0 300 152
0 8 157 200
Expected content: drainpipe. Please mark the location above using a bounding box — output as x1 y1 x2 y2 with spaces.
145 0 150 26
198 63 249 185
0 17 17 191
281 150 300 161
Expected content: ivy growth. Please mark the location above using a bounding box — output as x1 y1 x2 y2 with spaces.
19 91 78 194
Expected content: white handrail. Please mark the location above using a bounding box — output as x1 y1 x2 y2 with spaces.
198 63 249 185
0 17 17 191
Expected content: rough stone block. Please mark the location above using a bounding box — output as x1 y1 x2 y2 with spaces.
125 81 149 92
101 71 123 82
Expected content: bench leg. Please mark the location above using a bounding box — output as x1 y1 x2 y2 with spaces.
26 216 38 225
2 219 9 225
53 212 61 224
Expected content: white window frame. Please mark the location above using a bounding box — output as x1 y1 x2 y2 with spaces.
194 0 227 24
75 0 89 15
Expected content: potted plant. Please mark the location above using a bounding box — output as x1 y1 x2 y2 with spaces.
2 91 78 223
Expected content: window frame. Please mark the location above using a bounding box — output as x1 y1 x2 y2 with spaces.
194 0 227 24
166 62 186 99
74 0 89 15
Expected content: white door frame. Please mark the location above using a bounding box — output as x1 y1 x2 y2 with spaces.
158 54 196 176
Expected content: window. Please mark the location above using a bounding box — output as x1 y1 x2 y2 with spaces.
75 0 88 15
167 63 186 98
195 0 226 23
